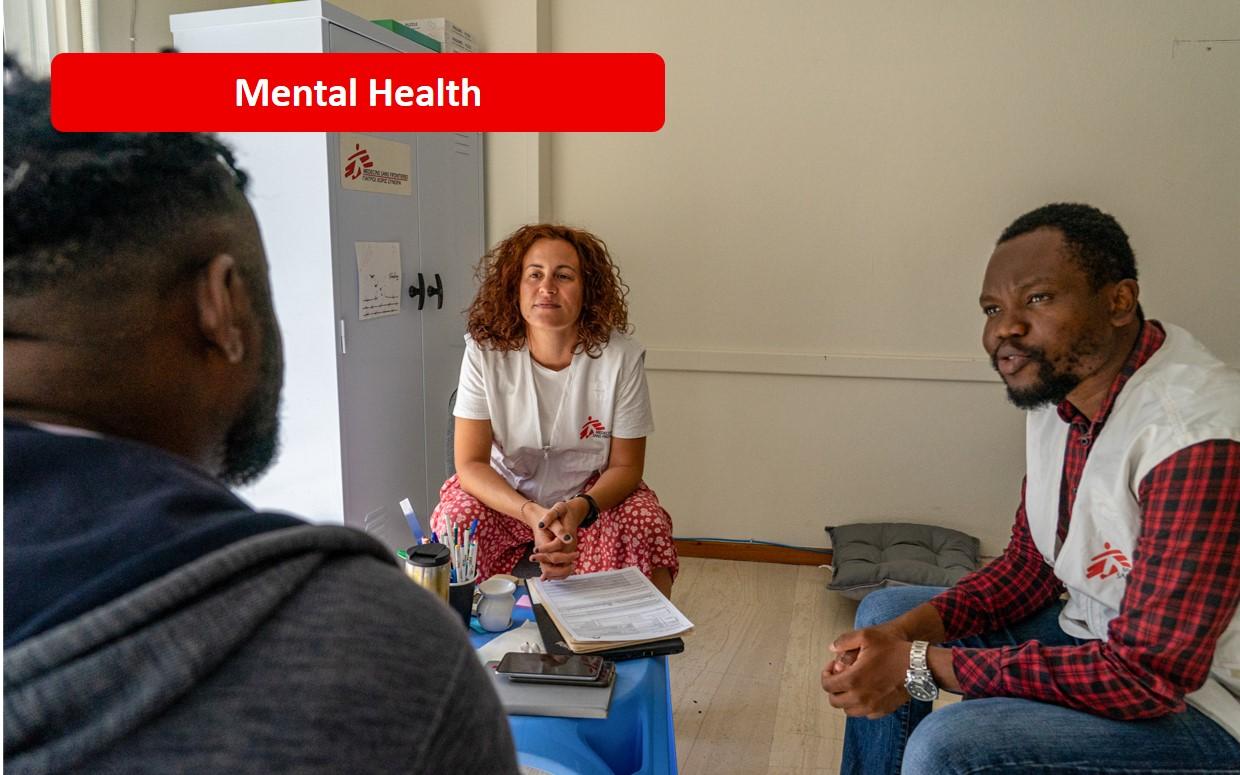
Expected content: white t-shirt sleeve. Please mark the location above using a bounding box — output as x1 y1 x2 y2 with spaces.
453 339 491 420
611 350 654 438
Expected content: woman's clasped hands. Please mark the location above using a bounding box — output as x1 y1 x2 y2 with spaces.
522 498 589 581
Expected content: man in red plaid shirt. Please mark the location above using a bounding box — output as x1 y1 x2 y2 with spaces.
822 203 1240 774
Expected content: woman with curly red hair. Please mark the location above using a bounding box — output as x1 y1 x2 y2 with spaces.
430 224 677 596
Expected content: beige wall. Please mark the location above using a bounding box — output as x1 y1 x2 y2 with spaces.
95 1 1240 553
547 1 1240 553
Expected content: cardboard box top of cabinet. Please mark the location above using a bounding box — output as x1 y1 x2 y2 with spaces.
399 17 477 52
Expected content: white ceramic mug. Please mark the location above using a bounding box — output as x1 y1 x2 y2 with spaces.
477 577 516 632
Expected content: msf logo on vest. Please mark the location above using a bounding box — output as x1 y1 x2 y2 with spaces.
579 416 611 440
1086 542 1132 580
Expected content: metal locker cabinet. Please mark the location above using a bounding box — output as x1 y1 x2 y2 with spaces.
171 1 484 553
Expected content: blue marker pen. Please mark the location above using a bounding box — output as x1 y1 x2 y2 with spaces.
399 498 424 545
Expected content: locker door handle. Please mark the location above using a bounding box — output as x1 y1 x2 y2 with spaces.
408 273 426 310
426 273 443 310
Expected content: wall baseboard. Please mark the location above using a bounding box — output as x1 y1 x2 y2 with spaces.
675 539 833 566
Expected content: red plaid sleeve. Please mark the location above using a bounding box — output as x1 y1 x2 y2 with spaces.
950 440 1240 718
928 478 1064 639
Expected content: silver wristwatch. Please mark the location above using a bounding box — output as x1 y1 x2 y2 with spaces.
905 640 939 702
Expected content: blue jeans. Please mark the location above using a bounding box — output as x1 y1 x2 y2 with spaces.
840 586 1240 774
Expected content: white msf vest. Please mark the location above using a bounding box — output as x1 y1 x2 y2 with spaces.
1025 323 1240 740
460 332 652 506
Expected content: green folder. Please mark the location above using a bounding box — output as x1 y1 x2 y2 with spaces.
370 20 442 53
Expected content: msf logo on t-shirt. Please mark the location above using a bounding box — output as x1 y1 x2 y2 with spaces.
579 416 610 440
1085 542 1132 580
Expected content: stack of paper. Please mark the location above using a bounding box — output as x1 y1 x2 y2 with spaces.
529 567 694 654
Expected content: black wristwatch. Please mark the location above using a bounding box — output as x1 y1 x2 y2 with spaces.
573 492 599 528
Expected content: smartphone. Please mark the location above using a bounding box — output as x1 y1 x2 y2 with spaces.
505 660 616 688
496 652 604 683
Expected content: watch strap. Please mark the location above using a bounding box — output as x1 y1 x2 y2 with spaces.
905 640 939 701
910 640 930 671
573 492 599 528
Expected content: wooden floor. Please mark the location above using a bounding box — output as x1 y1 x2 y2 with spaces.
669 557 855 774
669 557 960 774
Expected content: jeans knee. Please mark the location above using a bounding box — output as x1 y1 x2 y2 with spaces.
902 723 954 775
853 586 947 629
903 702 996 775
855 592 888 628
855 588 909 628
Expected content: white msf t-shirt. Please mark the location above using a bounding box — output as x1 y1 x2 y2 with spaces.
530 360 570 448
453 331 654 506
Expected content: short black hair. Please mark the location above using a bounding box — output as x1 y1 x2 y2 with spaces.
998 203 1137 291
4 55 251 301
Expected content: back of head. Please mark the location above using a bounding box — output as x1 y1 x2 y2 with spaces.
4 55 255 325
4 56 281 484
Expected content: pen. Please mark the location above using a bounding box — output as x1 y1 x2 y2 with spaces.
399 497 424 545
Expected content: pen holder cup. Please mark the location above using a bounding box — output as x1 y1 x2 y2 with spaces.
477 577 517 632
448 575 477 628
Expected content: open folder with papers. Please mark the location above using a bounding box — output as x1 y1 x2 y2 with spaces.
528 567 694 654
531 602 684 660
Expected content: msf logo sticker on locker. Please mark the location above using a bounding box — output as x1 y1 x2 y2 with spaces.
338 133 413 197
1086 542 1132 580
344 143 373 179
579 417 610 440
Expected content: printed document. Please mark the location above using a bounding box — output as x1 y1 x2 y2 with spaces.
530 567 693 644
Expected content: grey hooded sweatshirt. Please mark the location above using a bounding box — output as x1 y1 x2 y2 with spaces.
4 423 518 774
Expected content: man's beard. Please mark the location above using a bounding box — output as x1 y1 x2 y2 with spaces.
990 328 1105 411
993 346 1082 410
219 314 283 486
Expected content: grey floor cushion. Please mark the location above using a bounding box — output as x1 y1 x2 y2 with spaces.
825 522 980 600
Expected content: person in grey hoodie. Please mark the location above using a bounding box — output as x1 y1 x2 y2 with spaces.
2 57 519 775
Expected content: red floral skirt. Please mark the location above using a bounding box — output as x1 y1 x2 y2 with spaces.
430 475 679 583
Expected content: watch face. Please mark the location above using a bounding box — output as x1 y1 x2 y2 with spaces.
905 670 939 702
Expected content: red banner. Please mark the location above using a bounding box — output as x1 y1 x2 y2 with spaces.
50 53 665 132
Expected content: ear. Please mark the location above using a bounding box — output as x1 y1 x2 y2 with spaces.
1108 279 1140 327
195 254 247 364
